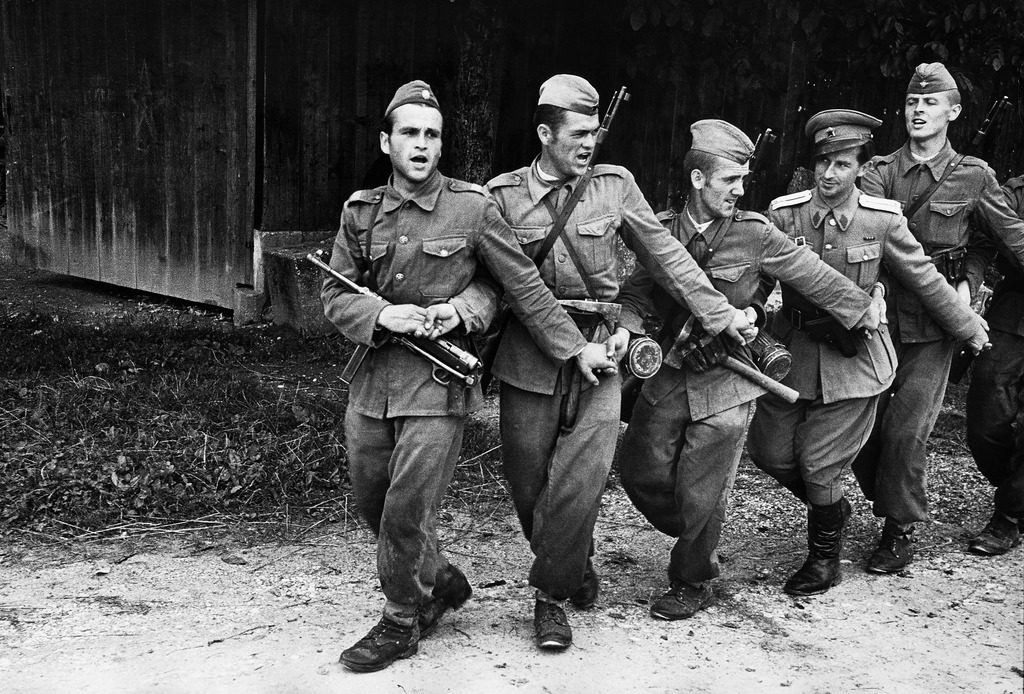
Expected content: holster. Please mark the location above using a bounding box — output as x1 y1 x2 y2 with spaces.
931 247 967 284
563 307 607 339
785 306 858 358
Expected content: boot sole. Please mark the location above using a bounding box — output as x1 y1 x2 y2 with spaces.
784 574 842 596
340 642 419 673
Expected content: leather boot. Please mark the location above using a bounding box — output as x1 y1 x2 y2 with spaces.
784 497 851 596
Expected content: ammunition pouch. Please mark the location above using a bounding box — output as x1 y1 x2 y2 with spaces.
785 306 858 358
681 333 731 373
931 246 967 284
563 307 609 339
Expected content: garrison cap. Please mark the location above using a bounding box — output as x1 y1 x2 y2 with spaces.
689 119 755 165
805 109 881 155
384 80 440 118
907 62 959 95
537 74 599 116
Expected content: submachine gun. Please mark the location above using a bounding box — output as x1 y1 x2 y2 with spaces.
307 250 482 387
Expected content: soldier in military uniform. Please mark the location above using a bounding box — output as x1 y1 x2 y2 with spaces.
965 175 1024 555
321 80 615 673
747 109 989 596
851 63 1024 574
616 119 880 620
486 75 753 650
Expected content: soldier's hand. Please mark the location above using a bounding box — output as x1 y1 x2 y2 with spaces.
720 308 753 346
377 304 430 334
955 280 971 307
605 327 631 363
575 343 617 386
854 300 881 339
966 322 991 356
421 303 461 339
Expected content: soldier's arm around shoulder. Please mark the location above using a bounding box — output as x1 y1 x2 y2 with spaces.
858 153 895 197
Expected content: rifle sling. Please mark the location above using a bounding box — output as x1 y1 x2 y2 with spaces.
541 192 603 301
532 167 597 268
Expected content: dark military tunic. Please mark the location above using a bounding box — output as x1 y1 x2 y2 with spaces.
967 176 1024 521
616 206 873 584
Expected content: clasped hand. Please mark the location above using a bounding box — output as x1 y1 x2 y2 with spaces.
377 303 460 339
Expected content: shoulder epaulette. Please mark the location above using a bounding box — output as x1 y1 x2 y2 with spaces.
656 209 679 223
870 151 899 167
486 170 527 190
591 163 626 178
449 179 487 195
735 209 769 224
858 194 902 214
346 188 384 205
769 190 812 210
959 155 988 168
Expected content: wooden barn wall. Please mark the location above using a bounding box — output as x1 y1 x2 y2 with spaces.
0 0 254 307
259 0 460 231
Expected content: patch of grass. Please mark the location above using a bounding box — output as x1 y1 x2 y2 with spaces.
1 311 350 529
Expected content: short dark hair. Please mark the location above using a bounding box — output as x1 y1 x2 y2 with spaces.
682 148 725 187
534 104 571 134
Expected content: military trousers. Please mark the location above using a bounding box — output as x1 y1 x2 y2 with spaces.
748 392 878 506
499 367 620 600
344 409 464 622
619 385 753 585
851 338 956 524
966 329 1024 520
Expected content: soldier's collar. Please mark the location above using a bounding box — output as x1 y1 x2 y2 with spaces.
898 139 955 180
810 189 857 231
527 157 577 205
383 170 444 213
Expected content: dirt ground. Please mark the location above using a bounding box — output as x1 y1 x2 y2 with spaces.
1 264 1022 694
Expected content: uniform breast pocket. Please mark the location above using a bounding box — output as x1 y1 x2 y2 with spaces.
419 234 471 298
708 261 752 301
845 242 881 287
926 200 969 247
511 225 547 253
574 213 619 268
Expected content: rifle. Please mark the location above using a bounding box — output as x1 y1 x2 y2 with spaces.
307 250 482 387
741 127 777 204
478 86 632 392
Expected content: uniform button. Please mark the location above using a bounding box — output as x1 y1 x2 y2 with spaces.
824 244 833 250
557 254 567 263
828 219 836 226
398 235 408 244
395 273 405 281
910 221 918 230
863 254 870 260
